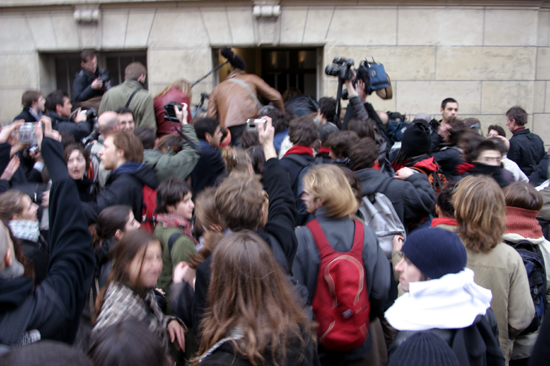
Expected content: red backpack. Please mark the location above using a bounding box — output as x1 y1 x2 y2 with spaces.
307 219 370 351
141 185 158 233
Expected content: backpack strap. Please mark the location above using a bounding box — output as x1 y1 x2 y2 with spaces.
306 219 365 259
227 78 263 111
168 232 183 255
125 88 141 108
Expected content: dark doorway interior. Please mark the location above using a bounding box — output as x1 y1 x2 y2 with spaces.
213 47 318 100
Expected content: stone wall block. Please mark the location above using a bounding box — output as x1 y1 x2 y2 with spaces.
101 11 127 49
481 81 534 115
148 48 212 86
545 82 550 113
436 47 536 81
534 81 546 114
148 9 208 48
279 7 308 45
0 15 36 52
227 7 255 45
396 81 481 116
79 23 100 49
303 7 333 44
324 46 435 80
27 14 57 50
484 9 537 46
0 54 37 87
538 10 550 47
256 17 280 45
201 8 232 45
537 48 550 80
51 13 80 49
326 7 397 46
125 11 155 48
532 113 550 145
0 88 27 122
398 7 483 46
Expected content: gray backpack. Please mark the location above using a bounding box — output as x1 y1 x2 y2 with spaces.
359 188 405 259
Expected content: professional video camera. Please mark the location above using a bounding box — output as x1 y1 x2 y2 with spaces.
98 69 113 90
341 60 390 99
81 108 99 146
325 58 355 80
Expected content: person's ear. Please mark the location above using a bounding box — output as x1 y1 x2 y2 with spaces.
4 248 12 267
205 133 212 144
166 205 175 214
114 229 124 241
435 204 440 217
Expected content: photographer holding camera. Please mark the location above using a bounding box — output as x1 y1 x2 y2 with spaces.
45 90 93 141
73 50 113 103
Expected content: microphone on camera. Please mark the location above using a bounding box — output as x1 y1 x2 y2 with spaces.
220 46 246 70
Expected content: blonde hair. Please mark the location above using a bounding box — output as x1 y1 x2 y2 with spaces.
303 164 358 218
222 147 252 175
155 78 192 101
453 175 506 253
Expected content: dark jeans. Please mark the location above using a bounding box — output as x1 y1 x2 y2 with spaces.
228 124 246 147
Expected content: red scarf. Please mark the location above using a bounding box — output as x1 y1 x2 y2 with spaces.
284 145 314 157
318 147 331 154
431 217 458 227
156 213 198 245
372 162 381 170
456 162 474 174
505 206 543 239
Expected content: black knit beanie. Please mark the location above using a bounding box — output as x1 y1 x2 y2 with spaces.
388 331 460 366
401 119 431 156
401 228 467 279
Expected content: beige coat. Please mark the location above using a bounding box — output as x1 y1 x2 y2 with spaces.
465 243 535 364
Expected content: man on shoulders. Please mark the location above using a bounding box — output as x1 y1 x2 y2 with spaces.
72 50 112 103
14 90 45 122
99 62 156 133
505 105 545 177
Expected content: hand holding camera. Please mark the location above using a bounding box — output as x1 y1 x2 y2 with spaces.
91 78 103 90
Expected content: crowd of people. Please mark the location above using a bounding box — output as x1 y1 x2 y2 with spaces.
0 48 549 366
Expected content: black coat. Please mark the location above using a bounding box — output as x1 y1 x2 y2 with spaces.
72 68 106 102
508 129 545 177
190 158 298 332
0 137 95 346
13 107 39 122
190 139 226 197
529 153 550 187
82 163 158 225
432 146 464 182
18 236 49 285
46 111 93 142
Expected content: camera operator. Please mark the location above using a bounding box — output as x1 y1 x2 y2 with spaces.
343 70 393 175
45 90 93 141
72 50 113 103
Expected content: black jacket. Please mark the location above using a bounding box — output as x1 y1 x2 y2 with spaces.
13 107 39 122
284 95 319 117
390 312 505 366
190 139 226 197
45 111 93 142
0 137 95 346
432 146 463 182
191 158 297 332
82 162 158 225
72 68 106 102
529 153 550 187
18 236 49 285
280 151 315 193
354 168 435 231
508 128 545 177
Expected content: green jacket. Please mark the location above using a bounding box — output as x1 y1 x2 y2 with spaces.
143 124 200 183
99 79 157 133
154 223 196 307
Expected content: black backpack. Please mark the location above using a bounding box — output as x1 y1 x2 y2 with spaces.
504 239 547 334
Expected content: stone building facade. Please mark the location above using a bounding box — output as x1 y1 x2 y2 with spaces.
0 0 549 143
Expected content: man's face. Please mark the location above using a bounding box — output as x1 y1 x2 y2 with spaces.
118 113 135 133
488 129 500 138
474 149 502 166
207 126 223 148
395 255 425 292
33 95 46 113
81 56 98 74
99 135 122 170
58 97 72 117
505 116 517 132
440 102 458 123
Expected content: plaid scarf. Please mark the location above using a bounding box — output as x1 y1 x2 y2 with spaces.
9 220 40 242
156 213 198 245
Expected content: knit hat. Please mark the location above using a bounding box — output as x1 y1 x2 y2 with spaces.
388 332 460 366
401 120 431 156
401 228 467 279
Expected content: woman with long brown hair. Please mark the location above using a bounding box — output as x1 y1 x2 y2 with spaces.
453 175 535 363
192 230 318 366
92 230 186 355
